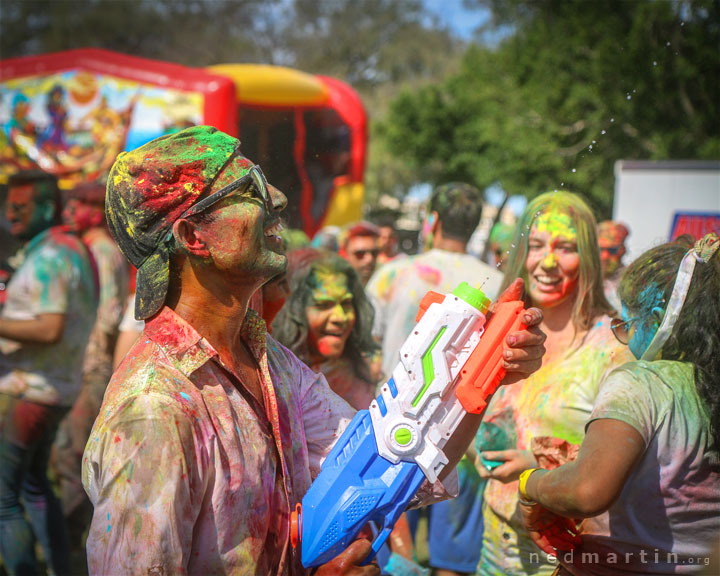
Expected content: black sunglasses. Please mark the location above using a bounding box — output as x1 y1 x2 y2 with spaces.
179 165 271 219
351 248 380 259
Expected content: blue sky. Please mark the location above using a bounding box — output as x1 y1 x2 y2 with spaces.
424 0 492 40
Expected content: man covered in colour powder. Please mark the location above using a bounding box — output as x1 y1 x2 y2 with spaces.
81 126 378 575
0 170 97 575
83 127 546 575
365 183 505 576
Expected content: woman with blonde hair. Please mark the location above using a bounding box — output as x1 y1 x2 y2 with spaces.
475 191 633 575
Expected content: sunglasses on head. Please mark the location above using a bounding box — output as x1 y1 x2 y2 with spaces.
180 165 271 219
164 165 271 245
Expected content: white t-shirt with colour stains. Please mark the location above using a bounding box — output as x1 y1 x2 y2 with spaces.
565 360 720 576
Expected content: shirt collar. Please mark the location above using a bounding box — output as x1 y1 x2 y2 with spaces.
145 306 268 376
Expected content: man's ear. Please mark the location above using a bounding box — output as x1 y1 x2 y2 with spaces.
172 219 210 258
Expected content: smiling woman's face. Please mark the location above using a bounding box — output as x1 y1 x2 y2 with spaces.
306 269 356 363
525 210 581 309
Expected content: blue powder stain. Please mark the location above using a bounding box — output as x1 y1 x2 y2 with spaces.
107 513 111 533
180 392 191 402
637 283 664 310
236 425 242 437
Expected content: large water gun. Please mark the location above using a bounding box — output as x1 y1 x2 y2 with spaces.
290 282 527 567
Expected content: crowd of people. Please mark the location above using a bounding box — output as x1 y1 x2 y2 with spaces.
0 124 717 576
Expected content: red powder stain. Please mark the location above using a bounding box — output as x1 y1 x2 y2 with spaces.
114 435 122 443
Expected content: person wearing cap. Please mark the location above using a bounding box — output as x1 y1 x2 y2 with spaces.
0 170 97 575
597 220 630 311
52 180 129 564
339 221 381 285
365 183 506 576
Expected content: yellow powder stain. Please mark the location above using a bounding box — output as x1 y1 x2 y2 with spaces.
541 252 557 268
535 211 577 241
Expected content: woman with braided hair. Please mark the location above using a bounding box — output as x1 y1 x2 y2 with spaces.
519 233 720 575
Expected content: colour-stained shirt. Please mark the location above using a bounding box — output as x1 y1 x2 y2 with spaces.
477 316 633 576
313 356 376 411
81 229 128 381
564 360 720 576
0 226 97 406
82 306 454 575
82 306 354 575
366 249 504 380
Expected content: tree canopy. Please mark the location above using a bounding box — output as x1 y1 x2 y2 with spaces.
381 0 720 217
2 0 717 216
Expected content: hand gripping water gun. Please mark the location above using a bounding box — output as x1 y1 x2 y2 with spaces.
290 282 527 567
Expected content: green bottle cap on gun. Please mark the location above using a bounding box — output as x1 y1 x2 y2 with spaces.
452 282 491 313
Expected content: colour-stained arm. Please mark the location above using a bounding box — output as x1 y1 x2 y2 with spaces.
0 313 65 343
83 393 207 575
519 416 644 555
523 367 651 518
0 247 71 344
518 367 654 555
524 418 645 518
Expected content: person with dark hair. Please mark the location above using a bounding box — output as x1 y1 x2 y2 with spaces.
519 233 720 575
369 212 400 265
80 126 380 575
273 248 419 571
82 126 542 575
0 170 97 575
339 220 381 285
368 183 504 387
273 248 378 409
52 180 129 566
366 183 505 576
475 191 632 576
